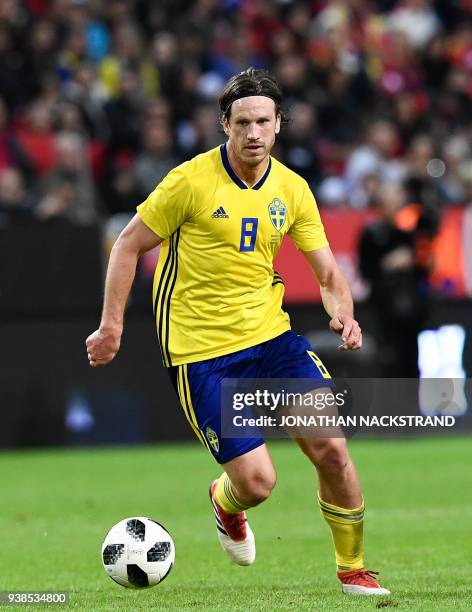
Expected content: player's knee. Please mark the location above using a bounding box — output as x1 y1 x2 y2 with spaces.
304 439 349 474
240 470 276 506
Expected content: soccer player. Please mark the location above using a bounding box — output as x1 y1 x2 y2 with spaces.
86 68 390 596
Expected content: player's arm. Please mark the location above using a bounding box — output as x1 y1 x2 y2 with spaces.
86 214 163 367
303 246 362 351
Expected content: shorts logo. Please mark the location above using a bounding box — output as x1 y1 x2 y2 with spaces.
206 427 220 453
268 198 286 231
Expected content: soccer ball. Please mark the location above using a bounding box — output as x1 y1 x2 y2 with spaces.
102 517 175 588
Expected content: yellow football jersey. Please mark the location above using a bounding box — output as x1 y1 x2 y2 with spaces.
137 144 328 366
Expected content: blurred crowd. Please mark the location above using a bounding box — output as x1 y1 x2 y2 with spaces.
1 0 472 227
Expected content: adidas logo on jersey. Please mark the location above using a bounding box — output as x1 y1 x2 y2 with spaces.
211 207 229 219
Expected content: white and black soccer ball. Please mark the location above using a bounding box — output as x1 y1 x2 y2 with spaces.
102 517 175 588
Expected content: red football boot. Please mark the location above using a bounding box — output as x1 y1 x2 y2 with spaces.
209 480 255 566
338 569 391 595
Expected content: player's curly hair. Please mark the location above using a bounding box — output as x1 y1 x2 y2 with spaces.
219 67 289 124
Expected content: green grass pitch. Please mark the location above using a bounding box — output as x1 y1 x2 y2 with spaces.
2 437 472 611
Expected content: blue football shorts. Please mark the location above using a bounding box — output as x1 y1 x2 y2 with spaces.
168 330 334 464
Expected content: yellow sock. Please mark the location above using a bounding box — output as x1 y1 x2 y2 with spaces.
213 473 250 514
318 493 364 572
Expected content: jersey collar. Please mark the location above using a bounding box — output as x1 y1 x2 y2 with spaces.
220 143 271 190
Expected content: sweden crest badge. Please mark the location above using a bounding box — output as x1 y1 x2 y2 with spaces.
268 198 286 231
206 427 219 453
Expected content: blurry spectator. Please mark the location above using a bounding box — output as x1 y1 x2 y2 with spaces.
98 21 157 99
316 176 348 208
388 0 440 50
103 0 135 27
405 133 435 177
54 100 85 134
0 167 34 225
0 98 35 181
100 66 146 214
35 174 78 223
56 26 88 82
145 98 173 126
35 72 62 112
172 62 202 121
0 0 471 224
280 101 320 185
0 23 27 111
0 0 25 26
437 66 472 130
54 96 107 180
422 34 450 95
104 68 145 154
22 20 57 103
392 92 431 148
187 0 220 36
14 101 56 177
133 122 178 201
461 167 472 205
268 27 299 64
177 20 207 67
242 0 284 59
285 2 312 40
100 152 139 216
63 61 109 140
196 70 225 103
275 55 311 102
178 103 221 158
402 134 442 211
359 183 432 377
37 132 97 224
345 120 404 207
210 23 266 81
316 66 370 145
151 31 181 100
60 0 110 63
438 135 471 204
378 28 423 95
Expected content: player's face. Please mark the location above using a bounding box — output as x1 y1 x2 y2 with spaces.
224 96 281 168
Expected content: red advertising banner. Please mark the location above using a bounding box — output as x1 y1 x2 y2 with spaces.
275 206 471 304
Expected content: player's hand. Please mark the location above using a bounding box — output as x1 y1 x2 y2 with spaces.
329 314 362 351
85 326 122 367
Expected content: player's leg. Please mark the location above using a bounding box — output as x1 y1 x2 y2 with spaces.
294 435 389 595
210 443 276 565
168 352 275 565
260 331 390 594
294 435 363 567
214 442 276 510
278 388 367 579
296 435 361 506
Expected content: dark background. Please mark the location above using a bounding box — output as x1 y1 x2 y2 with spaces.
1 224 470 448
